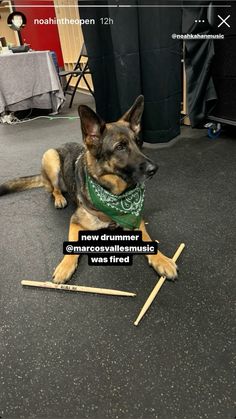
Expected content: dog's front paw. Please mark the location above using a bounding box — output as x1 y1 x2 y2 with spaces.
148 252 178 280
52 255 78 284
54 195 67 209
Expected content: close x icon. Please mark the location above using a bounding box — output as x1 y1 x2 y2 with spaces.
218 14 231 28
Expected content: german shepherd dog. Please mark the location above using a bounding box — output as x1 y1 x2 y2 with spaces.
0 96 177 283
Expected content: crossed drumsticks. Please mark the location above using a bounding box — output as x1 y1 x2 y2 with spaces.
21 243 185 326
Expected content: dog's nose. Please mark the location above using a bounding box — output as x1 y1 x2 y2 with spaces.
146 162 158 177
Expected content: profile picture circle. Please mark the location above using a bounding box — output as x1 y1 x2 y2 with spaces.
7 12 27 31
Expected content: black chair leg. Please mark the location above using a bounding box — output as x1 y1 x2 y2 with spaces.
69 74 83 108
82 74 94 97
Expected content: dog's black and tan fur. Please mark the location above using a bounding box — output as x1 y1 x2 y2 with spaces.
0 96 177 283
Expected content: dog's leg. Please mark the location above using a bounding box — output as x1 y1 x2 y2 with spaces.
52 219 82 284
41 149 67 209
52 205 110 284
139 220 178 280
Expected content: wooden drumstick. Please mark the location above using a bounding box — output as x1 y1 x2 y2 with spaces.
21 280 136 297
134 243 185 326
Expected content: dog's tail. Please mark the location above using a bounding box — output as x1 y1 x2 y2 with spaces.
0 174 44 196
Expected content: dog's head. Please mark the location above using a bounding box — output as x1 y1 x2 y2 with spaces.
78 96 158 192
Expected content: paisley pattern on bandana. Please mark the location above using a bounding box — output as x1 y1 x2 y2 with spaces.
86 172 145 229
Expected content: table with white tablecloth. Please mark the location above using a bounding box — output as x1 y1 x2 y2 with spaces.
0 51 65 115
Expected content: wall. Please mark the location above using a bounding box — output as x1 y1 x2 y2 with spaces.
13 0 64 67
54 0 93 90
0 2 20 46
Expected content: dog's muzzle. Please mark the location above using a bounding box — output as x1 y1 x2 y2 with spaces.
139 161 158 179
145 162 158 178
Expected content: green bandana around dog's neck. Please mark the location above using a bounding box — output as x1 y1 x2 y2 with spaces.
85 171 145 229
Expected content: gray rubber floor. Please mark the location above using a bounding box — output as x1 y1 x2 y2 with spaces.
0 94 235 419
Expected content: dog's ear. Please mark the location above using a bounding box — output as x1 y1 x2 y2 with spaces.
78 105 105 156
120 95 144 134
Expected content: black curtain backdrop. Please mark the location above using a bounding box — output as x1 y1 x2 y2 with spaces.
79 1 182 143
182 1 217 127
210 1 236 123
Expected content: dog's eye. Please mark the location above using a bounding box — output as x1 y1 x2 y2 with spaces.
115 143 126 151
